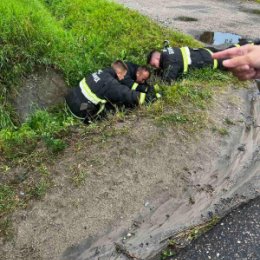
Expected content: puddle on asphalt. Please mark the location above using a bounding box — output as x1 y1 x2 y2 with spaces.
240 7 260 15
192 31 242 46
174 16 198 22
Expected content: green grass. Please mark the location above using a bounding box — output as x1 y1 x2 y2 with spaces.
146 68 238 130
0 109 74 159
224 117 236 126
0 0 199 155
212 126 229 136
161 216 220 258
70 165 88 187
0 185 19 216
0 0 198 128
0 218 14 241
27 178 50 199
0 0 240 223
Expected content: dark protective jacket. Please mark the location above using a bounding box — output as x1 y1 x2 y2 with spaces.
65 68 147 123
159 46 219 83
121 61 161 101
160 39 259 83
120 62 149 92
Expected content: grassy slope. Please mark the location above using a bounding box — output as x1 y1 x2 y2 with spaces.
0 0 199 146
0 0 241 228
0 0 200 158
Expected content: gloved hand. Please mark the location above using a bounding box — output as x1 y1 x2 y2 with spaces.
145 85 161 103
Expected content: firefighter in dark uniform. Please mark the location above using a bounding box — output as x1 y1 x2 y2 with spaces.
121 62 161 98
65 60 158 123
147 39 260 84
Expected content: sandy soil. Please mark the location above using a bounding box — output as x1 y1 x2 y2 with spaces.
1 84 259 260
1 1 260 260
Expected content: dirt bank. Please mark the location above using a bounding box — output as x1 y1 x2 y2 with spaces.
116 0 260 40
61 85 260 260
1 82 259 260
10 67 68 122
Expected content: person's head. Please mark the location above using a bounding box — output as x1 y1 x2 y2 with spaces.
112 60 128 80
136 66 151 84
147 50 161 69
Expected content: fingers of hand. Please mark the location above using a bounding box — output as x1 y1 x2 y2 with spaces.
212 47 244 59
253 70 260 80
223 55 251 68
233 69 256 81
232 64 251 72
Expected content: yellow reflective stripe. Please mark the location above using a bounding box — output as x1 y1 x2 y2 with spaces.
139 93 146 105
154 84 160 92
204 48 218 69
180 47 189 73
65 101 85 120
131 82 138 90
156 93 162 99
79 78 106 105
96 103 105 116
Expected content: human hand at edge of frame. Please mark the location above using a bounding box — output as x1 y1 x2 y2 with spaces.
212 44 260 80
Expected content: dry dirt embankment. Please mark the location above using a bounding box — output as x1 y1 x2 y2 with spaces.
60 85 260 260
1 83 260 260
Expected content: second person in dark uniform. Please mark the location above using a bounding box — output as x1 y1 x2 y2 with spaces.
147 39 260 84
65 60 159 124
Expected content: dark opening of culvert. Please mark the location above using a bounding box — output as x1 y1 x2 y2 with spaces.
10 67 69 123
174 16 198 22
191 31 242 46
239 7 260 15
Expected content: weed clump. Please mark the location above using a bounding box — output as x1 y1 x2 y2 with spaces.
0 110 74 159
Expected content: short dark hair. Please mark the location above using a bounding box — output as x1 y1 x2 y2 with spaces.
147 50 160 64
111 60 128 71
137 65 151 78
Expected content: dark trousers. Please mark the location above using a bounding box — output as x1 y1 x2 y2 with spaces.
65 87 99 124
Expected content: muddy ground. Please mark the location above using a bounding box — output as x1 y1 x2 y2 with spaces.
1 1 260 260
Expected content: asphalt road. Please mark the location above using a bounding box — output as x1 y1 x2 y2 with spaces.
170 197 260 260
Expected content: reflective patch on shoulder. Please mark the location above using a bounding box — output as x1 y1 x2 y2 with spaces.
92 72 101 83
192 48 199 51
167 47 175 55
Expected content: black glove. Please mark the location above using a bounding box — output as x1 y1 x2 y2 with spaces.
145 86 161 103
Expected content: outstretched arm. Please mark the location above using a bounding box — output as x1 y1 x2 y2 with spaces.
212 45 260 80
